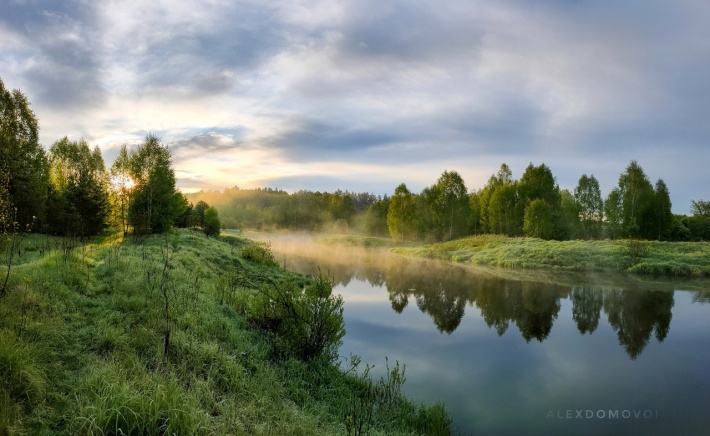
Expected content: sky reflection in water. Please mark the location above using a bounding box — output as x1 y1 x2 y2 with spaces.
262 236 710 435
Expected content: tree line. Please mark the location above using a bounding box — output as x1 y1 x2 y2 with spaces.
384 162 680 242
195 161 708 242
186 187 383 233
4 76 706 243
0 78 220 241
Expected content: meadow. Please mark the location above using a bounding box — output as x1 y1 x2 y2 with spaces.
0 229 450 435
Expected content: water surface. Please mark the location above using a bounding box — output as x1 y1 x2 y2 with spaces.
252 233 710 435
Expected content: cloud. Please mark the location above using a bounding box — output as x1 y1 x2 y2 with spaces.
0 0 105 108
0 0 708 212
170 128 248 157
98 0 287 98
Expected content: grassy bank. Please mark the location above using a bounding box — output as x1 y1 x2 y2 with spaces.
0 229 450 435
388 234 710 277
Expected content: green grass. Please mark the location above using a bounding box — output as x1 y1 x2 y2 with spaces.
0 229 451 435
389 235 710 278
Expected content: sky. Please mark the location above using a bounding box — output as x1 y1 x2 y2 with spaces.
1 0 708 213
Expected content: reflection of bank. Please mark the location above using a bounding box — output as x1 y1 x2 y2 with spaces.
267 238 676 360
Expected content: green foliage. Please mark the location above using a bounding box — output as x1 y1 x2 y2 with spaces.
186 187 375 232
653 179 673 241
574 174 603 238
387 183 417 241
687 215 710 241
691 200 710 217
557 189 581 240
47 137 110 237
364 196 390 236
109 144 133 235
488 181 518 236
517 163 561 236
524 199 553 239
468 191 481 233
241 242 278 266
604 188 623 239
421 170 471 241
203 206 221 237
192 200 209 228
618 161 656 239
128 135 183 234
250 272 345 362
0 78 49 229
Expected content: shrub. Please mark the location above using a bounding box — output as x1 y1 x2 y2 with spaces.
241 242 278 266
625 238 649 262
250 273 345 362
203 206 221 237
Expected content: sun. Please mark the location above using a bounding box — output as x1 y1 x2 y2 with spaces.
110 174 136 191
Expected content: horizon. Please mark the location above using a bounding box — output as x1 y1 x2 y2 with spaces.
2 0 708 214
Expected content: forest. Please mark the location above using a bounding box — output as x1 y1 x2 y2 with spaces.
190 165 710 243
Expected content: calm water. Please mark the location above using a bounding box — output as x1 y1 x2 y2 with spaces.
252 233 710 435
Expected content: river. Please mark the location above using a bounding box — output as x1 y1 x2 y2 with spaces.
248 232 710 435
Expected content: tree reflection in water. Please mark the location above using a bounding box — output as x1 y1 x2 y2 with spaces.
603 289 673 359
267 240 678 360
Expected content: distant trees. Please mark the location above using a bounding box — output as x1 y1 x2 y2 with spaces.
616 161 656 239
691 200 710 217
603 161 673 240
574 174 603 239
387 184 417 241
488 180 518 236
523 198 553 239
186 187 374 232
685 199 710 240
364 196 390 236
653 179 673 241
376 160 684 242
428 171 470 240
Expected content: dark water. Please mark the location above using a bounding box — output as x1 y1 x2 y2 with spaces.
254 234 710 435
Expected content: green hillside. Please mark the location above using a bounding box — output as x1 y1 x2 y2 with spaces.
0 229 450 435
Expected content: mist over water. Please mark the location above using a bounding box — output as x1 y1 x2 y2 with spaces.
246 231 710 434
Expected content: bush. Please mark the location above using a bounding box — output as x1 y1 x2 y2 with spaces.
203 206 221 237
241 242 278 266
250 273 345 362
625 238 649 263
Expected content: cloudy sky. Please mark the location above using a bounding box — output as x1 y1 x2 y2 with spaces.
1 0 708 212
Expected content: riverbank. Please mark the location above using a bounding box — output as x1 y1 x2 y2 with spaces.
320 234 710 277
0 229 450 434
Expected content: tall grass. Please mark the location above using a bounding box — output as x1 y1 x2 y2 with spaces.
0 229 451 434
